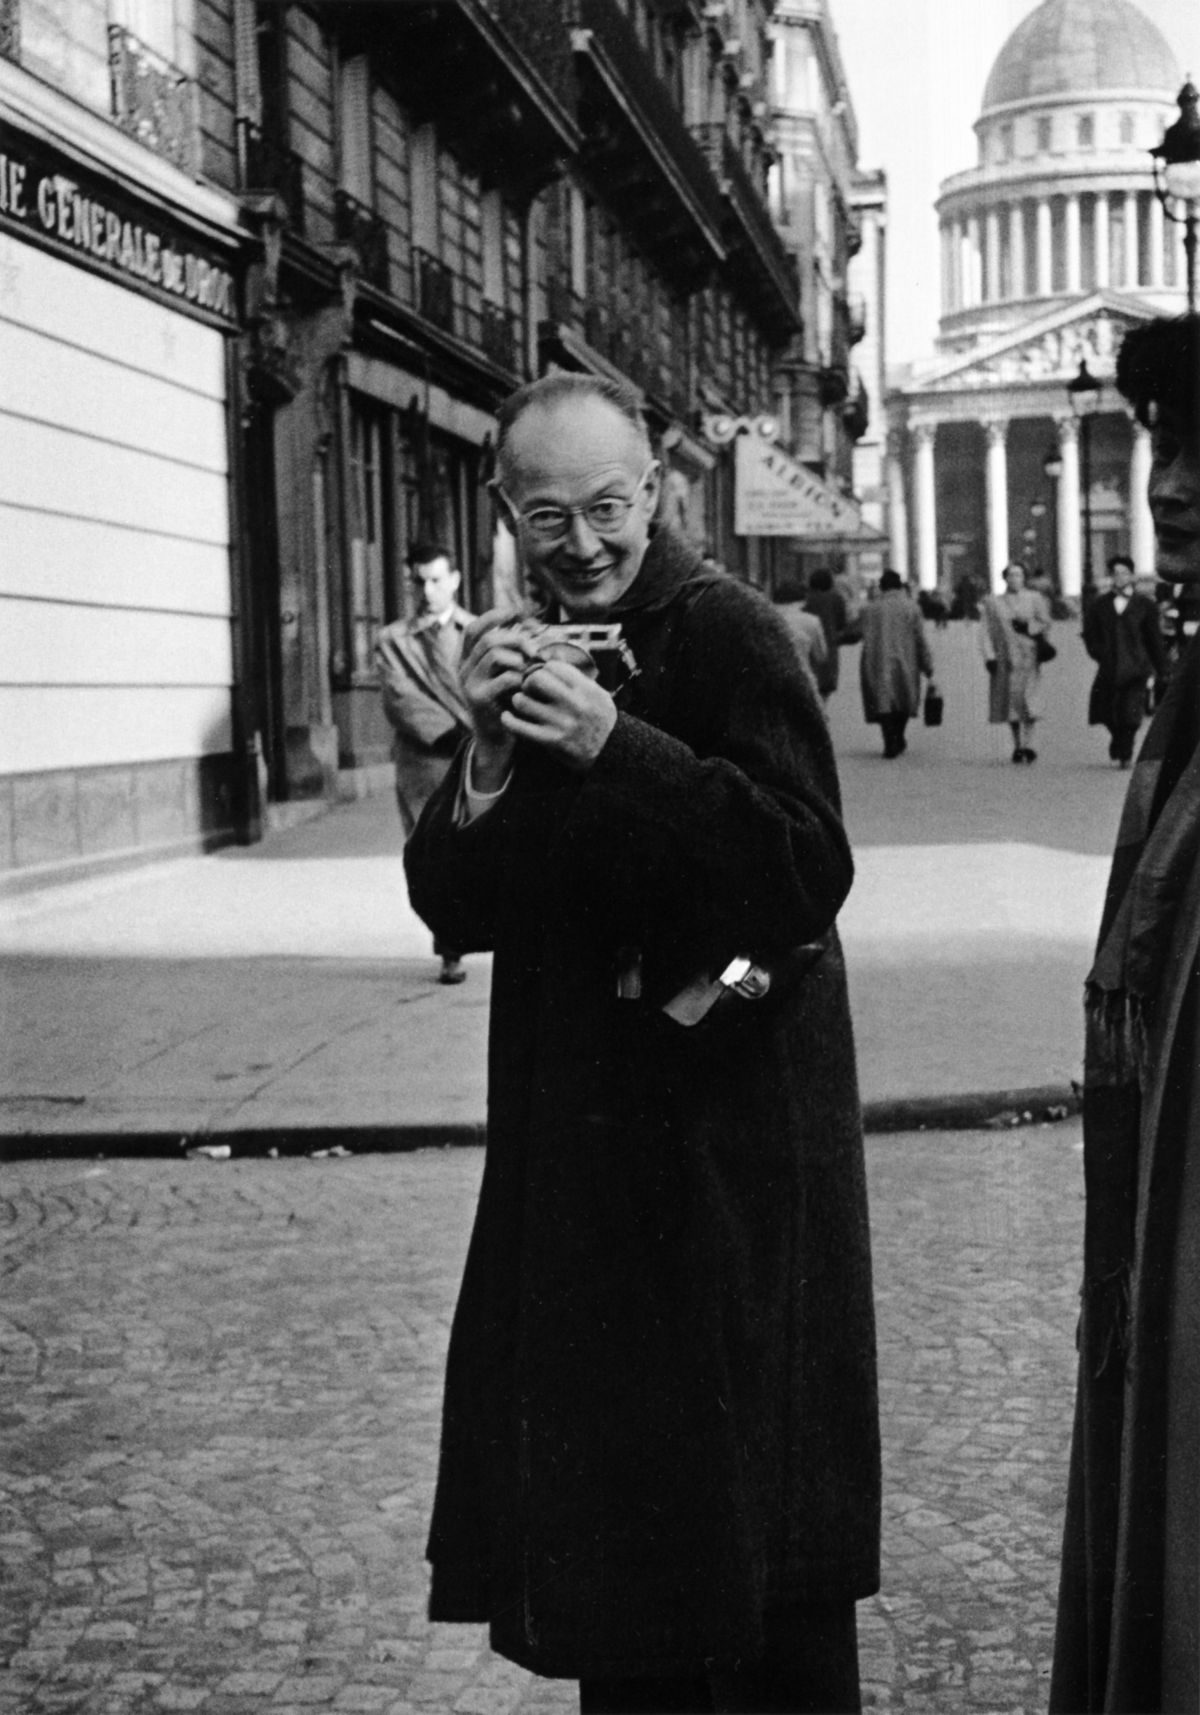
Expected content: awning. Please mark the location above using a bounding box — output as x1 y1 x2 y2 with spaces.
734 433 886 542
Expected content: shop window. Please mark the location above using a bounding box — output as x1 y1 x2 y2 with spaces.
338 55 373 206
1036 115 1053 154
348 400 387 679
1077 113 1095 149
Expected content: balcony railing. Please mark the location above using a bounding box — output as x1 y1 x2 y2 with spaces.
692 122 799 330
478 0 575 114
108 24 199 174
544 276 584 328
240 123 306 236
415 247 456 334
574 0 725 258
334 190 389 292
481 299 521 372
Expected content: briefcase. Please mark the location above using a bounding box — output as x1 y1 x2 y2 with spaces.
924 685 944 727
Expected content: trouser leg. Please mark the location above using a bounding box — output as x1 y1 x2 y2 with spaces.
880 714 902 756
1111 723 1137 764
579 1675 712 1713
710 1600 862 1714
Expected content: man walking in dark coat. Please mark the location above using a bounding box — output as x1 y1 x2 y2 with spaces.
404 373 880 1713
1082 552 1168 767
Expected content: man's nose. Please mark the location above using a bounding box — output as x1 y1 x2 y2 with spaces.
562 510 604 556
1150 452 1193 508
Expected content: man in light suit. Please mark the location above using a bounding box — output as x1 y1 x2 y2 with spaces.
376 542 473 982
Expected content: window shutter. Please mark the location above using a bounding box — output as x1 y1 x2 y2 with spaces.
339 56 373 205
234 0 262 126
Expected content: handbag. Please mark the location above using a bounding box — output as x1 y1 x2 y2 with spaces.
1035 634 1057 664
924 684 944 727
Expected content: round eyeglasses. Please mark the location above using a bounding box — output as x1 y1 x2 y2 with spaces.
500 461 658 544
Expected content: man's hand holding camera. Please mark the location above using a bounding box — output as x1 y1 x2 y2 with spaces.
460 608 618 788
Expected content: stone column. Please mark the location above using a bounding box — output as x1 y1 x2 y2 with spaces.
913 421 939 593
1149 193 1165 288
1130 420 1155 577
1094 191 1110 288
1124 190 1140 288
967 215 982 306
984 418 1010 592
1009 201 1026 299
887 442 910 580
986 207 1002 302
1037 198 1053 296
1065 193 1082 292
941 223 954 313
956 219 968 307
1056 416 1083 600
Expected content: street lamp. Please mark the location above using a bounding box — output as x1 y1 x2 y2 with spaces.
1068 359 1102 591
1042 442 1063 594
1150 79 1200 315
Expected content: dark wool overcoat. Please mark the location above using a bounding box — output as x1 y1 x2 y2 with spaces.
404 528 881 1682
859 590 932 723
1082 591 1168 734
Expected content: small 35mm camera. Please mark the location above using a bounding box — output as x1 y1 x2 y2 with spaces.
514 622 639 698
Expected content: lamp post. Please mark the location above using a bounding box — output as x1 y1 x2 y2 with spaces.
1043 440 1064 595
1067 360 1102 592
1150 79 1200 314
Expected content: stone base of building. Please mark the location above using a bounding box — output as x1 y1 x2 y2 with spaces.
0 756 246 884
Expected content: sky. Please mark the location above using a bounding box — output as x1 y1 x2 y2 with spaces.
828 0 1200 369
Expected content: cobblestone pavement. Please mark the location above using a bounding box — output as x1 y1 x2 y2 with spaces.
0 1129 1083 1713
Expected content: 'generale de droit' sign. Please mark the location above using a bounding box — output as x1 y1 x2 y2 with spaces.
0 120 239 328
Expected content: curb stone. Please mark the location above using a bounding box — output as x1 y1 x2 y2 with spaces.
0 1087 1081 1161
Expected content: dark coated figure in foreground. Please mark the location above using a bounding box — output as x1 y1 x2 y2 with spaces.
405 373 880 1714
1051 314 1200 1714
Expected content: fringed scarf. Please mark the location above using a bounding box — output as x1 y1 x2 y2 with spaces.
1082 632 1200 1365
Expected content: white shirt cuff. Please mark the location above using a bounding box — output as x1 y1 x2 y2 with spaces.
455 741 513 826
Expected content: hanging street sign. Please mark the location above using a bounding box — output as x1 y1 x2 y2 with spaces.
734 432 883 540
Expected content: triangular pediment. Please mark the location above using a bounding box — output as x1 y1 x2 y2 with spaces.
899 292 1159 397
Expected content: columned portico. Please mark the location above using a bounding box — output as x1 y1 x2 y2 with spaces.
984 418 1010 591
1009 203 1026 300
1055 416 1083 599
1065 195 1082 294
1130 420 1155 577
912 422 939 593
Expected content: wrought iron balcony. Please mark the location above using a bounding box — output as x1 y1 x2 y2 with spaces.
544 276 585 329
691 123 800 339
415 248 456 335
571 0 725 284
334 190 389 293
108 24 199 174
480 299 521 373
240 123 306 236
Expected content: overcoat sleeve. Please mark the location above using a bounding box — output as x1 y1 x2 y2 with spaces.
552 582 853 996
403 748 509 954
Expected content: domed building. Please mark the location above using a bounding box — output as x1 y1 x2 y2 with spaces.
889 0 1188 603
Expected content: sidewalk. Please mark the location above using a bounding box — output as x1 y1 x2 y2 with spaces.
1 624 1125 1151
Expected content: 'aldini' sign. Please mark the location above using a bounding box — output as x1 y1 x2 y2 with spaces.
0 122 238 327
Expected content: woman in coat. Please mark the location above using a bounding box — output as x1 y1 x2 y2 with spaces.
1050 314 1200 1713
859 569 934 757
980 563 1053 762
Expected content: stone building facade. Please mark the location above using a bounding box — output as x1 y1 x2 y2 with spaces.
888 0 1188 603
1 0 816 876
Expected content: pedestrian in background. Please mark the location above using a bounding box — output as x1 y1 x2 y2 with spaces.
406 372 880 1715
859 569 934 758
805 567 848 699
980 563 1052 763
376 543 473 984
1051 314 1200 1715
1082 552 1168 768
777 592 830 696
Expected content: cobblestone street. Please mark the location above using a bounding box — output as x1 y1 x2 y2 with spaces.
0 1129 1083 1713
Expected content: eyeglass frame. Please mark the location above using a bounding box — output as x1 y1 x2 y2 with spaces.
494 459 661 543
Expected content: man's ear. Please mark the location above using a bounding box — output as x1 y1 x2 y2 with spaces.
643 459 664 512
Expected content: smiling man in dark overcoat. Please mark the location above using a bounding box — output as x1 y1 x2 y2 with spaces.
404 372 880 1715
